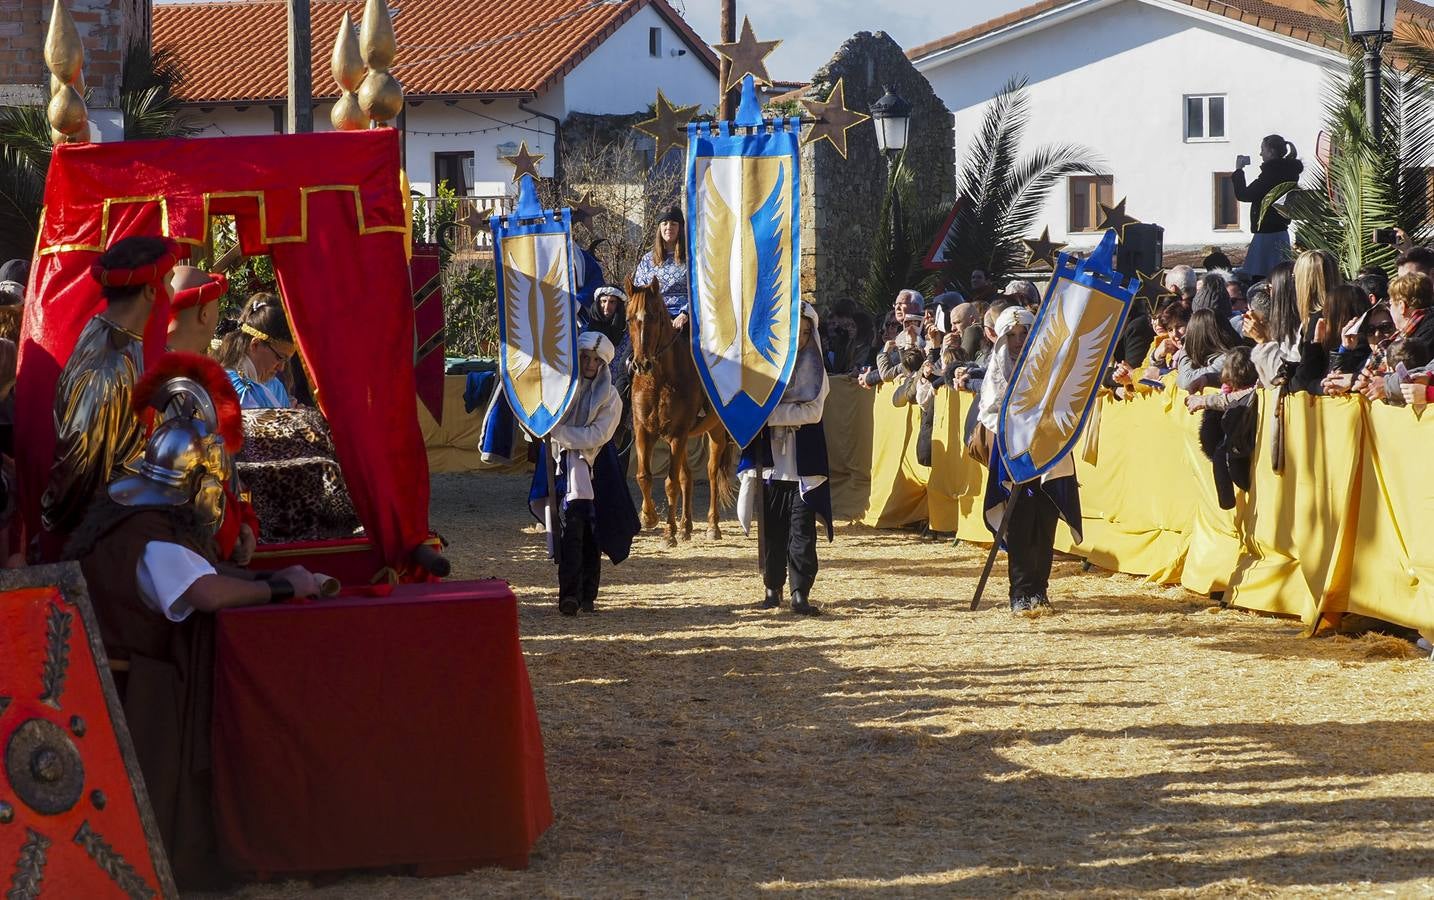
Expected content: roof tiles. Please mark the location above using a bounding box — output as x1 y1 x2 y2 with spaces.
153 0 718 104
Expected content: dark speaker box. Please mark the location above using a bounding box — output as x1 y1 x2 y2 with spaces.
1116 223 1164 278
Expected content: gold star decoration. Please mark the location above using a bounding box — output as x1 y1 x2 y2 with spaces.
1135 269 1172 308
1022 226 1067 269
463 202 495 234
799 78 870 160
1097 197 1140 238
500 141 545 183
713 16 781 91
569 191 603 228
633 89 700 164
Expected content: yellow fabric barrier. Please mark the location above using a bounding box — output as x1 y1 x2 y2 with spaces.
845 375 1431 634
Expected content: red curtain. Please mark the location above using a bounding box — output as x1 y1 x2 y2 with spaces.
271 194 429 565
16 130 427 567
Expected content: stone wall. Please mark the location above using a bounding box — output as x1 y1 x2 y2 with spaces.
796 31 955 310
0 0 150 108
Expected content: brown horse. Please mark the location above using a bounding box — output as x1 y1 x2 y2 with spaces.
626 278 736 546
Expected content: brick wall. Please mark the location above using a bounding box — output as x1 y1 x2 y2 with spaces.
0 0 151 108
797 31 955 311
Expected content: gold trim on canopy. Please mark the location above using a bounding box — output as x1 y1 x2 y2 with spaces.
37 185 407 256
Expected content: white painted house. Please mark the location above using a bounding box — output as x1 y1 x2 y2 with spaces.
909 0 1434 255
153 0 718 199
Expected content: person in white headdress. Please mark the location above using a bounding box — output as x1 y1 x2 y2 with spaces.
529 330 640 615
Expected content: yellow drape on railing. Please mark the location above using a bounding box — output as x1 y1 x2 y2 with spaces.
819 377 1434 634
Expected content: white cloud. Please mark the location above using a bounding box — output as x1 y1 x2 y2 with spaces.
671 0 1033 81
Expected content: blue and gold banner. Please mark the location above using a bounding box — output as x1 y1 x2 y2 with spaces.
491 175 579 439
687 92 803 450
999 229 1138 483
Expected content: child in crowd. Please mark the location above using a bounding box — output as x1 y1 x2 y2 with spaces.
1185 346 1259 510
529 332 640 615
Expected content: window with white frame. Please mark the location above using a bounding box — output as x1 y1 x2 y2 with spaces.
1185 94 1227 142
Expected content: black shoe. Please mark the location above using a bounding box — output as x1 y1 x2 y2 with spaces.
759 588 782 609
790 590 821 616
559 597 578 616
1010 596 1032 614
579 599 595 613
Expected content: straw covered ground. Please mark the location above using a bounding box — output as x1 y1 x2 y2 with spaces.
227 471 1434 899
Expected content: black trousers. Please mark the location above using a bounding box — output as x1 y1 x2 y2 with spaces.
761 480 818 594
558 500 601 605
1006 486 1059 600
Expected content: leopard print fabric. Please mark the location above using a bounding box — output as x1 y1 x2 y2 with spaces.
238 409 362 543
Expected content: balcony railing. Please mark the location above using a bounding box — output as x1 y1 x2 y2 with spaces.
410 194 515 251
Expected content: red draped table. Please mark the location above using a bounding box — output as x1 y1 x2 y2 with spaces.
211 580 552 877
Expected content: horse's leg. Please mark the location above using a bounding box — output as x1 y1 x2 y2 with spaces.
706 430 725 541
634 421 659 530
663 437 682 547
677 434 694 542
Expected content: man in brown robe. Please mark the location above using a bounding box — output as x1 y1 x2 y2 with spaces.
67 393 322 888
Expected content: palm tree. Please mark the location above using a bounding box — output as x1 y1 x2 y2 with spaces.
935 76 1102 295
0 45 198 260
858 152 950 314
1283 17 1434 275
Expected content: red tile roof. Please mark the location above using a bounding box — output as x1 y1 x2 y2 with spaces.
908 0 1434 63
154 0 719 104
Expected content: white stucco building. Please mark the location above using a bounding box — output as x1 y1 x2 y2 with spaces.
153 0 718 200
908 0 1419 255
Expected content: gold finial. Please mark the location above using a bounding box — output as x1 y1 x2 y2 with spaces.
358 0 403 125
330 11 369 131
44 0 88 143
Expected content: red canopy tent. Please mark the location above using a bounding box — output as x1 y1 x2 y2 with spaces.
17 128 434 575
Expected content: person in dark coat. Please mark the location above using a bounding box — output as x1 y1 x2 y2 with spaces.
1233 135 1304 277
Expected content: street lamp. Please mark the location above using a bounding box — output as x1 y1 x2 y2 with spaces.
1345 0 1398 140
870 87 913 261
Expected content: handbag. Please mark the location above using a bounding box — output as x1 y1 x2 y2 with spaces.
965 423 994 466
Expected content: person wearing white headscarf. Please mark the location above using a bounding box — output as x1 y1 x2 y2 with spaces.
738 302 833 616
976 306 1082 615
529 330 639 615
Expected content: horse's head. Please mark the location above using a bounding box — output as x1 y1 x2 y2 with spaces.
626 276 671 372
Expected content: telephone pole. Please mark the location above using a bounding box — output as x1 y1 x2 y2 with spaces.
717 0 735 120
287 0 314 133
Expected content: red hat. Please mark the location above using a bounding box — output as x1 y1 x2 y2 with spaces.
131 351 244 453
169 270 228 315
90 236 184 289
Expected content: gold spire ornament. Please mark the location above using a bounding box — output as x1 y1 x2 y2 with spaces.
358 0 403 125
44 0 89 144
500 142 545 183
633 90 699 164
713 17 780 91
798 79 869 159
331 11 370 131
1022 226 1067 269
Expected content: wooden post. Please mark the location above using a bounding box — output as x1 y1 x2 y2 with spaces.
287 0 314 133
717 0 735 120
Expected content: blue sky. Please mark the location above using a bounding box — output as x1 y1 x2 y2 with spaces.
672 0 1033 81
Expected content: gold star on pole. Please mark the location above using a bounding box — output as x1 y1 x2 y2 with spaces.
463 202 496 233
633 89 700 164
1135 269 1172 308
1022 226 1067 269
713 16 781 91
799 78 870 160
1097 197 1140 238
501 141 545 183
569 191 604 228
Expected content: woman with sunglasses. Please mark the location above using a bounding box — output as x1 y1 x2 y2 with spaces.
215 293 298 409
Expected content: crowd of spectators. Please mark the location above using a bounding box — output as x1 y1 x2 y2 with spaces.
818 244 1434 532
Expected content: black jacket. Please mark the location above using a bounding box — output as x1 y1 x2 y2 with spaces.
1232 157 1305 234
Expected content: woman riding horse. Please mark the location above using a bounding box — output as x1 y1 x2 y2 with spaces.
625 277 735 546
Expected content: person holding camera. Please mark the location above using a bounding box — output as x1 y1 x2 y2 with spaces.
1233 135 1304 278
